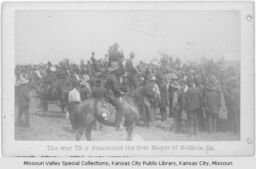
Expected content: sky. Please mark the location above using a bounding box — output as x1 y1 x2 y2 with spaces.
15 10 240 65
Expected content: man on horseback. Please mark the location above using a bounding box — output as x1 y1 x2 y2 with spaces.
79 75 92 101
105 62 125 130
108 43 125 76
125 52 138 92
45 61 58 98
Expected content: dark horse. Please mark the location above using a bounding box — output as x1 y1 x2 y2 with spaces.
34 77 74 116
72 94 139 141
132 83 158 127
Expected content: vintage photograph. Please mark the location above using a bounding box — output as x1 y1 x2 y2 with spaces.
14 9 242 141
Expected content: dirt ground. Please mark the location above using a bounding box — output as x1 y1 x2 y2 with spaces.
15 93 239 141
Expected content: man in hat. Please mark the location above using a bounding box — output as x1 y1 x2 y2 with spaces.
108 43 125 76
194 75 206 131
91 52 99 72
205 80 221 133
150 76 160 106
68 81 81 130
168 73 178 118
16 77 32 127
223 77 240 133
185 78 202 135
80 75 91 101
81 75 91 91
108 43 124 66
103 54 109 70
125 52 138 92
158 77 168 121
46 61 53 75
46 61 57 78
92 79 108 99
45 61 57 95
105 62 124 130
171 81 183 133
86 60 93 76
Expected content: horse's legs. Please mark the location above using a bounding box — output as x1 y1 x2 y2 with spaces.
75 128 85 141
42 100 48 116
145 104 150 127
126 122 135 141
60 100 65 113
141 104 148 127
69 110 76 132
85 121 94 141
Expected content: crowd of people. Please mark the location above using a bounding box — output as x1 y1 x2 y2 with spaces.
15 43 240 135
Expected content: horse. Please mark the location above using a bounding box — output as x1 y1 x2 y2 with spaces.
33 76 74 116
71 94 139 141
132 83 158 127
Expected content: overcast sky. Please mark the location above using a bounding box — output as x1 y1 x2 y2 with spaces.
15 10 240 64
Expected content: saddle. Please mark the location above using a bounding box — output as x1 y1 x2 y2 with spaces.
93 99 117 123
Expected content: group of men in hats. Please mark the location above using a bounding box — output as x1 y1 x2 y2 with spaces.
15 42 239 136
67 56 126 130
155 71 224 134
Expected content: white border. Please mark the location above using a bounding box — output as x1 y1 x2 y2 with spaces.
1 1 254 156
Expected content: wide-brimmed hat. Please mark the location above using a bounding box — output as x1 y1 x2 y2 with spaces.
108 62 119 72
149 76 157 81
81 74 90 82
80 80 88 86
171 81 180 89
50 66 56 72
163 73 178 81
16 77 29 85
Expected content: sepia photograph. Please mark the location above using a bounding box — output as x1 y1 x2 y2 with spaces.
2 1 254 156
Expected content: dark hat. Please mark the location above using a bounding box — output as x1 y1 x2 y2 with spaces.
47 61 52 66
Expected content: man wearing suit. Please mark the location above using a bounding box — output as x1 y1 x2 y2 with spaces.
186 79 202 135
